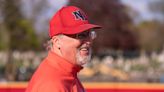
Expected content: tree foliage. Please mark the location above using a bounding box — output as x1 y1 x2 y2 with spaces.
134 0 164 52
0 0 41 51
136 20 164 52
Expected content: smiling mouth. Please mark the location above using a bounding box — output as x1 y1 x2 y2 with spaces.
80 47 90 55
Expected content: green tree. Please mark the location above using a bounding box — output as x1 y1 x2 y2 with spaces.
136 20 164 52
0 24 9 50
0 0 40 81
1 0 40 51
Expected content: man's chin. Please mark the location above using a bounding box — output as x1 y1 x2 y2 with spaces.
76 49 92 66
76 55 91 66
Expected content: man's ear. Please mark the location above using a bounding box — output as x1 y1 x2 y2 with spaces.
52 36 61 49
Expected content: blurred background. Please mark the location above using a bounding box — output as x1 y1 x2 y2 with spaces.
0 0 164 84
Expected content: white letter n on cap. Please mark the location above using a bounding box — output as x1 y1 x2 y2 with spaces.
72 10 87 20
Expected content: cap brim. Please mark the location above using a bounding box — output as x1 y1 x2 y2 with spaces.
63 24 101 35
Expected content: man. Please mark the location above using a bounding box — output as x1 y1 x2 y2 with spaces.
26 6 101 92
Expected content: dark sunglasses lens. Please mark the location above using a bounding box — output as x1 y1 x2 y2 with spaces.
65 31 96 40
77 32 89 39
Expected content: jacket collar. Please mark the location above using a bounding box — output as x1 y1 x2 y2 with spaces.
46 51 83 75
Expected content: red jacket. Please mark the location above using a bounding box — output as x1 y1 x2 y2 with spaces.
25 51 85 92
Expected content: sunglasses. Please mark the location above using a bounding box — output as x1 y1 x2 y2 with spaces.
65 31 97 40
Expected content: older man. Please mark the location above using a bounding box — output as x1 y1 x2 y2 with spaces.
26 6 101 92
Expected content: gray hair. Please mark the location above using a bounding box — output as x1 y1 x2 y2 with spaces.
45 34 63 51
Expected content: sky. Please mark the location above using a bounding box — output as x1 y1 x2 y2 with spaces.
121 0 154 21
49 0 68 10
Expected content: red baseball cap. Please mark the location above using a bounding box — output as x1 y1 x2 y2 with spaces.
49 6 101 38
